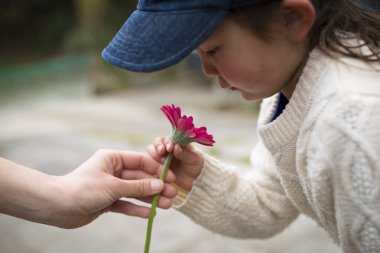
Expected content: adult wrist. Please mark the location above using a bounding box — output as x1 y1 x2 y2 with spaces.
0 158 70 226
36 174 73 226
17 173 67 226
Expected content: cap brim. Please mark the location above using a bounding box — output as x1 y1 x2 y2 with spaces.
102 10 227 72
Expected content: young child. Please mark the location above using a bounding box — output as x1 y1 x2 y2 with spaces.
102 0 380 252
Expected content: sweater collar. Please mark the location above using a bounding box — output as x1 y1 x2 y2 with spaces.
258 47 331 152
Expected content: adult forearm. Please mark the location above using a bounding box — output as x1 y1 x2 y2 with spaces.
0 158 65 225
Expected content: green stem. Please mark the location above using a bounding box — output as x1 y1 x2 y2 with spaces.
144 152 173 253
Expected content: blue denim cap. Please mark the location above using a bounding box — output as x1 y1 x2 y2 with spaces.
102 0 267 72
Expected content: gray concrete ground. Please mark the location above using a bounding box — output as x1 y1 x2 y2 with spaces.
0 80 341 253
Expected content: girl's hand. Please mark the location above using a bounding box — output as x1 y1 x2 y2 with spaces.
147 136 204 191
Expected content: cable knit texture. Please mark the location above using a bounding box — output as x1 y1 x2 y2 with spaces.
174 48 380 253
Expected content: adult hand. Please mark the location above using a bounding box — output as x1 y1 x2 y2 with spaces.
0 150 177 229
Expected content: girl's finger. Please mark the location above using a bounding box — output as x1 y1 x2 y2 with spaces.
157 143 167 155
164 136 175 152
147 144 164 163
173 144 201 165
153 136 165 145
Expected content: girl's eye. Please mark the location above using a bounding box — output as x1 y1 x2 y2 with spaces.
206 47 219 56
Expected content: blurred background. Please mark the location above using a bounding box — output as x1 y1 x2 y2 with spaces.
1 0 376 252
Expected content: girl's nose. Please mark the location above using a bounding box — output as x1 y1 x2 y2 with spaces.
198 51 218 77
202 60 218 77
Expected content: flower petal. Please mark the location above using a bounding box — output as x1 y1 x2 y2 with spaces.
161 104 215 147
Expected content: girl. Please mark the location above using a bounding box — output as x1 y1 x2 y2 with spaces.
102 0 380 252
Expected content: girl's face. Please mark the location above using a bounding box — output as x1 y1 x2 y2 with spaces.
197 17 308 100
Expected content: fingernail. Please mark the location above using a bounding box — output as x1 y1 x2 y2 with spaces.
151 180 163 191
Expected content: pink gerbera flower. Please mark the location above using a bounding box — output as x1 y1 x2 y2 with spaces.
144 104 215 253
160 104 215 146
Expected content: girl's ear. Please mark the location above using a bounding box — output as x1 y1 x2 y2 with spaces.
281 0 316 42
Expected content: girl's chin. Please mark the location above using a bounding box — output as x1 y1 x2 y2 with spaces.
239 92 259 101
240 91 273 101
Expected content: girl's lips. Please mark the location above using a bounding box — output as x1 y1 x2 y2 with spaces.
219 80 238 91
217 77 239 91
218 77 233 89
218 77 239 91
219 82 229 89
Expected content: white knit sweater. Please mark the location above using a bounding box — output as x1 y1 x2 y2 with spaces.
174 48 380 253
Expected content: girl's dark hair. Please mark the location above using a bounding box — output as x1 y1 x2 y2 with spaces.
230 0 380 62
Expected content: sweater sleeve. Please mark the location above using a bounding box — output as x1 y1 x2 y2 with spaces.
174 139 299 239
311 95 380 253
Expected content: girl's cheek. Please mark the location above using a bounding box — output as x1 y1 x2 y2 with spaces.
223 66 264 87
253 64 268 84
